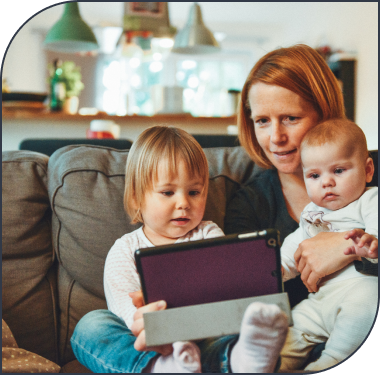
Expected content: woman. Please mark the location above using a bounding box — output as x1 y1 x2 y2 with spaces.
225 44 366 305
72 44 376 373
131 45 376 371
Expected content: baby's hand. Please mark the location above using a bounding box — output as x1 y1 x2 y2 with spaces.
344 229 378 259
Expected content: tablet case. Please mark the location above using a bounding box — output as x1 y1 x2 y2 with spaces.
135 229 283 308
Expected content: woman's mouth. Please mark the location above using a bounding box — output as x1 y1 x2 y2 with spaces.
273 149 297 159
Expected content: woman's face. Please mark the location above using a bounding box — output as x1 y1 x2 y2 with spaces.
248 82 320 175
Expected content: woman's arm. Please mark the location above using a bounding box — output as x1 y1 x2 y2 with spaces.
294 231 361 292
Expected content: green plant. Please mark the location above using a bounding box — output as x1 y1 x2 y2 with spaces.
48 61 84 98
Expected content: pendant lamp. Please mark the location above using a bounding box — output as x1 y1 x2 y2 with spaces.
172 2 220 54
43 2 99 53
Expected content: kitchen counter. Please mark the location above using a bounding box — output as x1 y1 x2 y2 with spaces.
2 108 237 151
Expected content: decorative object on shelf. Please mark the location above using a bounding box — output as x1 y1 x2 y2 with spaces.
48 60 84 114
43 2 98 53
49 59 66 111
172 2 220 54
86 120 121 139
117 2 176 55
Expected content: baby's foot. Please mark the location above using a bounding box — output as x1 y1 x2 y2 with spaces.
230 302 288 373
150 341 201 373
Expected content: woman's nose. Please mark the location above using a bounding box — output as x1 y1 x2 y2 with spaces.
270 123 287 145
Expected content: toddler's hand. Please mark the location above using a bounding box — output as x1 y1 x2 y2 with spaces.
130 300 173 355
344 229 378 259
129 290 144 308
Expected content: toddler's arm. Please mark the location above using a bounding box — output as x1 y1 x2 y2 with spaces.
344 229 378 261
104 238 142 328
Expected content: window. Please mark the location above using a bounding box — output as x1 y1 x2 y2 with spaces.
98 38 251 117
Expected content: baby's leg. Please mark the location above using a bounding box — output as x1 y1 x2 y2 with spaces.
230 302 288 373
145 341 201 373
279 296 326 371
305 277 378 372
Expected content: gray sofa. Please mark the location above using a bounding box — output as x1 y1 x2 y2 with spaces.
2 145 259 372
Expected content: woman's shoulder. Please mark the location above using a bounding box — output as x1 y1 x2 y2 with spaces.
240 168 280 196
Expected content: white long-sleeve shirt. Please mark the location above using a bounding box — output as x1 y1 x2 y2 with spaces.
104 221 224 328
281 187 378 287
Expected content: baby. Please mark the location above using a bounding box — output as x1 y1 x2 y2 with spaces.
279 118 378 371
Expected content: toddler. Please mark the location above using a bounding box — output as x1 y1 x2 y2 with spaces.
102 126 288 373
279 119 378 371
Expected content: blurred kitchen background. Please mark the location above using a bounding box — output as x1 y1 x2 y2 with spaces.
2 2 378 152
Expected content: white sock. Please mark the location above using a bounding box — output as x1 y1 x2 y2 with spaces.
148 341 201 373
230 302 288 373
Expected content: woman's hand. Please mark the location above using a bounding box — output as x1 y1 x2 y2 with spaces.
130 300 173 355
294 231 360 293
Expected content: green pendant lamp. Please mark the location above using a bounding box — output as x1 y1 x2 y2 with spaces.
172 2 220 54
44 2 99 53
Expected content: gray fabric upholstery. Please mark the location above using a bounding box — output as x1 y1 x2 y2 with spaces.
2 151 59 364
2 145 378 371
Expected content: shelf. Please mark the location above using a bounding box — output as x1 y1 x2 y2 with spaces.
2 108 237 125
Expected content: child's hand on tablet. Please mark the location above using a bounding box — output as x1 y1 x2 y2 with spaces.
130 300 173 355
129 290 144 308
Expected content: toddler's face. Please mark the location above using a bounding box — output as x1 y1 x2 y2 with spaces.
140 159 207 246
302 143 373 210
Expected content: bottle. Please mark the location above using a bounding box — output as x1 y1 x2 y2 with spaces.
49 59 66 111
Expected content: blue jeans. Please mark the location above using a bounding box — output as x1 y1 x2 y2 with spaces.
71 310 238 373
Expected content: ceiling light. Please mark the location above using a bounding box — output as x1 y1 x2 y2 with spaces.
43 3 98 53
172 3 220 54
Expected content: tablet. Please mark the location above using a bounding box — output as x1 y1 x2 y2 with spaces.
135 229 283 308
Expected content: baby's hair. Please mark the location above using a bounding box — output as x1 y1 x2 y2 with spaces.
301 118 369 161
124 126 209 224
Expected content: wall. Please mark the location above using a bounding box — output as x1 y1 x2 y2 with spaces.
1 2 378 150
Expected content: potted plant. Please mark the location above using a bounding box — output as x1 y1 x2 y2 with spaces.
48 60 84 114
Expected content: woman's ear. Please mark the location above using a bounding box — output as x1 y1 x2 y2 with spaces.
365 157 375 183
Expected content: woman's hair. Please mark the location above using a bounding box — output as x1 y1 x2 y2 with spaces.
301 118 369 161
238 44 346 168
124 126 209 224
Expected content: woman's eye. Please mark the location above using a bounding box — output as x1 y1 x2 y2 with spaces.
284 116 298 123
254 118 268 126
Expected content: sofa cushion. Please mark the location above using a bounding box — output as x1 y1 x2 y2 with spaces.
2 151 59 364
47 144 258 363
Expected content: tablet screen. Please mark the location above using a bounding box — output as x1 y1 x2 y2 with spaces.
135 230 282 308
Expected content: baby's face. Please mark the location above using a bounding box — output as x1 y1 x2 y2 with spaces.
301 142 373 210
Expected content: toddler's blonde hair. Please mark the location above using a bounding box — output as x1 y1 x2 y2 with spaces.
124 126 209 224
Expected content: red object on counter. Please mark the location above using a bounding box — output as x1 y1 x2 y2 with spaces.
86 129 115 139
